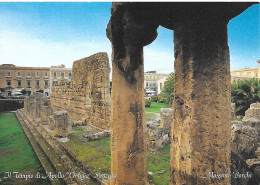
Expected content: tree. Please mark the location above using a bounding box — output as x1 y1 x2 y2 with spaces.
231 78 260 116
158 73 174 105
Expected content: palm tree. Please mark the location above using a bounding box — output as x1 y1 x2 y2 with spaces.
231 78 260 116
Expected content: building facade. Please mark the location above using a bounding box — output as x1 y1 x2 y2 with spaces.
49 64 72 94
144 71 169 95
231 60 260 82
0 64 50 97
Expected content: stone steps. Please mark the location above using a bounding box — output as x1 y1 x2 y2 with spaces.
17 109 100 185
15 111 65 185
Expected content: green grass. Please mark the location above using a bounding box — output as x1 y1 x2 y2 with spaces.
66 125 171 185
145 102 169 113
147 145 170 185
0 113 48 184
64 129 111 174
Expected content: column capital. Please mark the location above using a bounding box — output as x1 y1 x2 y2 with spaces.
106 3 159 47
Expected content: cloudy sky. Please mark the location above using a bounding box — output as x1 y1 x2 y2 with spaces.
0 2 259 74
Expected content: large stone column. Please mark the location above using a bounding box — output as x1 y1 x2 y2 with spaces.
107 3 158 185
170 20 231 185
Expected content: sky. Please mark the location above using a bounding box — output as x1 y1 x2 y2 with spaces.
0 2 259 74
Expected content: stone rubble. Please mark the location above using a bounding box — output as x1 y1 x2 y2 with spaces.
231 103 260 185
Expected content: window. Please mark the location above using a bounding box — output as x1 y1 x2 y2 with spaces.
69 72 72 78
61 72 64 78
53 72 57 78
27 72 31 77
146 82 148 87
27 81 31 87
150 76 152 80
36 72 39 77
7 71 11 76
7 81 11 86
256 73 258 77
36 81 39 86
18 81 21 87
17 72 21 76
45 81 48 86
45 72 48 77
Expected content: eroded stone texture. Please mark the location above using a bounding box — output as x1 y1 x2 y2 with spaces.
107 3 159 184
230 104 260 184
146 108 172 151
160 108 172 129
244 103 260 120
50 52 111 129
170 19 231 185
52 111 72 137
83 130 110 141
40 97 52 125
231 123 259 185
106 2 254 185
146 119 170 151
24 93 43 119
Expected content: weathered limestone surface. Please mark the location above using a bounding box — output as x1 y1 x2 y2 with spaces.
243 103 260 136
40 97 52 125
52 111 72 137
231 103 260 185
160 108 172 129
83 130 110 141
146 108 172 151
107 3 159 184
170 18 231 185
146 119 170 151
107 2 254 185
50 52 111 130
231 124 258 159
24 93 45 119
231 103 236 120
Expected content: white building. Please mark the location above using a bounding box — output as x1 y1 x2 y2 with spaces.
144 71 169 95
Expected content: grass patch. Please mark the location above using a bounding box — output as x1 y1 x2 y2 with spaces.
145 102 169 113
0 113 48 184
64 132 111 174
147 145 170 185
65 125 170 185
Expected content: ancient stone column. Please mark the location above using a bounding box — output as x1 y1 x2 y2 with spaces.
107 3 158 185
170 20 231 185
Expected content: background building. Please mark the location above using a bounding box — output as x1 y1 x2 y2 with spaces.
231 60 260 82
49 64 72 94
0 64 50 97
144 71 169 96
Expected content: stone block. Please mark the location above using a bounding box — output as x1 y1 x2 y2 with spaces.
52 111 72 137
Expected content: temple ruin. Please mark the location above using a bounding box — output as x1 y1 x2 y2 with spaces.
106 2 255 185
51 52 111 129
13 2 259 185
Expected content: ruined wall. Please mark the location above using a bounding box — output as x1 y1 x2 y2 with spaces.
50 52 111 130
24 93 72 137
